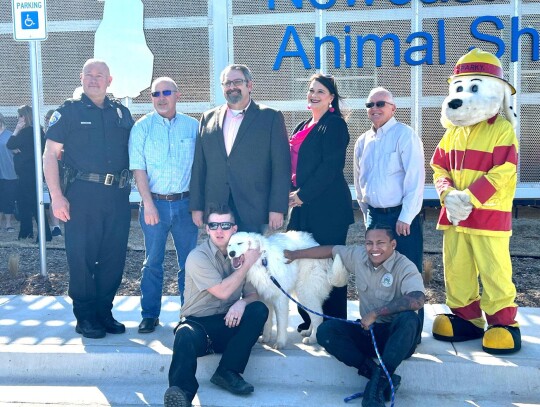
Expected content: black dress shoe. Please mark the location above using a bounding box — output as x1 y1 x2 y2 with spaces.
75 319 106 339
164 386 190 407
138 317 159 333
99 315 126 334
210 366 254 395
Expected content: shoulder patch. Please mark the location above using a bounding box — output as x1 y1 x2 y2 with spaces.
48 111 62 128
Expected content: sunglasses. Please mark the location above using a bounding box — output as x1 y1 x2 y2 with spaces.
365 101 394 108
207 221 235 230
150 90 176 97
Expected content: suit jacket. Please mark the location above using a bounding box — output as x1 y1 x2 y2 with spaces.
288 111 354 237
190 100 291 226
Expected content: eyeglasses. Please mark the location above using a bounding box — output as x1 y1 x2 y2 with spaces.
207 221 236 230
150 90 176 97
221 79 248 88
365 101 394 108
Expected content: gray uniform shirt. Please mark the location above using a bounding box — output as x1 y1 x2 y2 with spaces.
332 245 425 323
181 239 257 318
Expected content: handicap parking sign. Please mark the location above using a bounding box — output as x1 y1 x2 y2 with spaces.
21 11 39 30
11 0 47 41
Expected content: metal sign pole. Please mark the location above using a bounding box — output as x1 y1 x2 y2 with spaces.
29 40 47 277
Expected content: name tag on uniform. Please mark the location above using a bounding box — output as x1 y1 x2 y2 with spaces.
80 122 92 125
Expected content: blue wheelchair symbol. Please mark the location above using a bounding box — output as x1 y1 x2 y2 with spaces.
21 12 39 30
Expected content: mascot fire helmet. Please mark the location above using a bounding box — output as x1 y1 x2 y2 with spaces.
449 48 516 94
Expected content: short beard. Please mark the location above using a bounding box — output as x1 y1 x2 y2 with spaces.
225 90 243 105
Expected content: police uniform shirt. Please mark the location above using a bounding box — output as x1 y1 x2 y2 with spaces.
46 93 134 174
332 245 425 324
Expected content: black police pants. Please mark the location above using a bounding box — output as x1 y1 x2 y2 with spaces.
316 311 421 375
168 301 268 400
64 180 130 321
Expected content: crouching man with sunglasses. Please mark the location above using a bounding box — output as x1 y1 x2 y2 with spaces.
164 204 268 407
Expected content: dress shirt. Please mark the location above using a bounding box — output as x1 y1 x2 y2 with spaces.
223 101 250 156
129 111 198 194
354 117 425 225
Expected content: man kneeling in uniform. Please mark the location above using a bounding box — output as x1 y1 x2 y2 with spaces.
285 225 424 407
164 204 268 407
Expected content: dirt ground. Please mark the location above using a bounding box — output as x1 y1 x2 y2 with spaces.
0 207 539 307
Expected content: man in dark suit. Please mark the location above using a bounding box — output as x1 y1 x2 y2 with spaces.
190 64 290 233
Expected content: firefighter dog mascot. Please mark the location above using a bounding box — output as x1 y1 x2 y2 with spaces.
430 48 521 354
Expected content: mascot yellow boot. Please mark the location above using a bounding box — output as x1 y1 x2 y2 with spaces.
430 49 521 354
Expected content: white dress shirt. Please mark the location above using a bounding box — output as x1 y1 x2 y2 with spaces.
354 116 425 225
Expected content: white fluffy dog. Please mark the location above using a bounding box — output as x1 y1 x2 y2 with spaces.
227 231 347 349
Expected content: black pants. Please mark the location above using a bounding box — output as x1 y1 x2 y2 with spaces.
64 180 131 321
296 225 349 325
316 311 421 375
168 301 268 401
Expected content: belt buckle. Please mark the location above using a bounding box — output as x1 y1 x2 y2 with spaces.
165 194 174 201
104 174 114 186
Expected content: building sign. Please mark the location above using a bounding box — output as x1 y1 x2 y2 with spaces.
269 1 540 70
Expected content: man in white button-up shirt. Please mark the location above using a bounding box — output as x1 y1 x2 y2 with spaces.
354 87 425 278
130 77 199 333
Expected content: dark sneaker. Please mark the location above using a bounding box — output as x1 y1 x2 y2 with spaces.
75 319 106 339
210 367 254 395
99 315 126 334
51 226 62 237
138 317 159 333
164 386 190 407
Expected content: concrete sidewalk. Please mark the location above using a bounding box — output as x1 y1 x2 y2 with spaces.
1 296 539 406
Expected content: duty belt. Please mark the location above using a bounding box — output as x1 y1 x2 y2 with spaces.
76 169 131 188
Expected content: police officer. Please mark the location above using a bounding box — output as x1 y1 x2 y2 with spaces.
43 59 134 339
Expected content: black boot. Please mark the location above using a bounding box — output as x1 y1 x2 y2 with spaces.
362 366 390 407
357 357 378 379
358 360 400 402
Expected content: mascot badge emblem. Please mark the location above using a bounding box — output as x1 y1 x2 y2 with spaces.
430 48 521 354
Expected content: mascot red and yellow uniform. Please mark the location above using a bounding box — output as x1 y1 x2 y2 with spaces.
430 48 521 354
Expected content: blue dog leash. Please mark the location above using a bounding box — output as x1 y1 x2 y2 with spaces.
262 257 395 405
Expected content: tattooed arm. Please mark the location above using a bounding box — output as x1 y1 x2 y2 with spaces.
360 291 425 330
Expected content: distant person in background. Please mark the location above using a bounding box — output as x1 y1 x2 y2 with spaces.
44 109 63 237
7 105 52 241
286 73 354 331
0 113 17 233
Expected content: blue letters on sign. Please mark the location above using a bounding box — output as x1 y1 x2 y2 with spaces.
21 11 39 30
